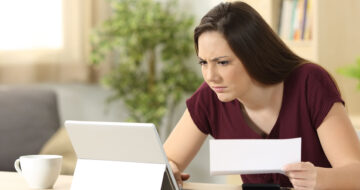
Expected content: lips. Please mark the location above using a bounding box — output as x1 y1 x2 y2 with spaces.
212 86 226 93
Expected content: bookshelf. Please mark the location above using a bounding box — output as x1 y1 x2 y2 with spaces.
235 0 318 62
228 0 360 117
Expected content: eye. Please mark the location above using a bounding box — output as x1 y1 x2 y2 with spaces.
198 60 207 65
218 61 229 65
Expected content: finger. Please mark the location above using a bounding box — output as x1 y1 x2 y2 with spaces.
283 162 314 172
175 177 182 186
181 173 190 181
293 187 309 190
176 178 182 186
287 170 316 179
169 161 183 186
290 178 309 188
290 178 315 189
283 162 311 171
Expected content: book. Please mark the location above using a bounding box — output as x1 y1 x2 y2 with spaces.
303 0 313 40
279 0 294 40
279 0 312 41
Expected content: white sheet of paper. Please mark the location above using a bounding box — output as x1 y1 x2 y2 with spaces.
210 138 301 175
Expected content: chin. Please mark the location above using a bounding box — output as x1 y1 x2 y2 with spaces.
216 94 235 102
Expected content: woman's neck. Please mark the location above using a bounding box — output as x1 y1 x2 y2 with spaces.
237 82 284 135
237 82 284 112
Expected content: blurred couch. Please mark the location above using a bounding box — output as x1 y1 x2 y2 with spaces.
0 87 60 171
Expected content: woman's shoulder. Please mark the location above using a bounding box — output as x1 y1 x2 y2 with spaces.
293 63 327 75
186 82 220 110
193 82 212 93
190 82 217 100
288 63 331 83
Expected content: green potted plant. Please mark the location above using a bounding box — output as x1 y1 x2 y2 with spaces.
338 58 360 89
90 0 202 136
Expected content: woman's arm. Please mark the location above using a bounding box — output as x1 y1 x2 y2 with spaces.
315 102 360 189
163 109 208 186
284 102 360 189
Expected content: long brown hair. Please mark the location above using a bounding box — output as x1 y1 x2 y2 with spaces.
194 1 306 85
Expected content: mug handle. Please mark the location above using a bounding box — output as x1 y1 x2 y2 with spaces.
14 159 22 174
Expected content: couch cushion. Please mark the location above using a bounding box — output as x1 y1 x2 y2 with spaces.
40 127 77 175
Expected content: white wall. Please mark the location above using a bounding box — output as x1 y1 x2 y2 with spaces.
178 0 223 23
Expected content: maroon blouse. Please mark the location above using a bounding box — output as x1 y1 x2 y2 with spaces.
186 63 344 187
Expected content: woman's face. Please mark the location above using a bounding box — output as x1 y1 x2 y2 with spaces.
198 31 253 102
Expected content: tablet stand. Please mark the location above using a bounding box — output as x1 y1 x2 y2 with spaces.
70 159 177 190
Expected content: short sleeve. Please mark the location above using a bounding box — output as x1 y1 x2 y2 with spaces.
186 82 212 134
305 64 345 129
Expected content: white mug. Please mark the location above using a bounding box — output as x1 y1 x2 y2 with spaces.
14 155 62 189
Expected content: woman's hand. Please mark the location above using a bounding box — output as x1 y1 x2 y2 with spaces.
282 162 317 190
169 160 190 188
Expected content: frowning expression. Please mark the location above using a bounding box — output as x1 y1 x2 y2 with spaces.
198 31 253 102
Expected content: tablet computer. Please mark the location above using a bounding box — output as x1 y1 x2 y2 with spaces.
65 120 179 190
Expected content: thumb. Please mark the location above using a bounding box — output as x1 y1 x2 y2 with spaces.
181 173 190 181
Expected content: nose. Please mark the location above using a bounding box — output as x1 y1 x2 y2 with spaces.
203 64 220 83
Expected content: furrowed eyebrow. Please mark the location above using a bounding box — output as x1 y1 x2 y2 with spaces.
198 56 230 62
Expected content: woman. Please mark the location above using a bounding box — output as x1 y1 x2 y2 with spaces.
164 1 360 190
